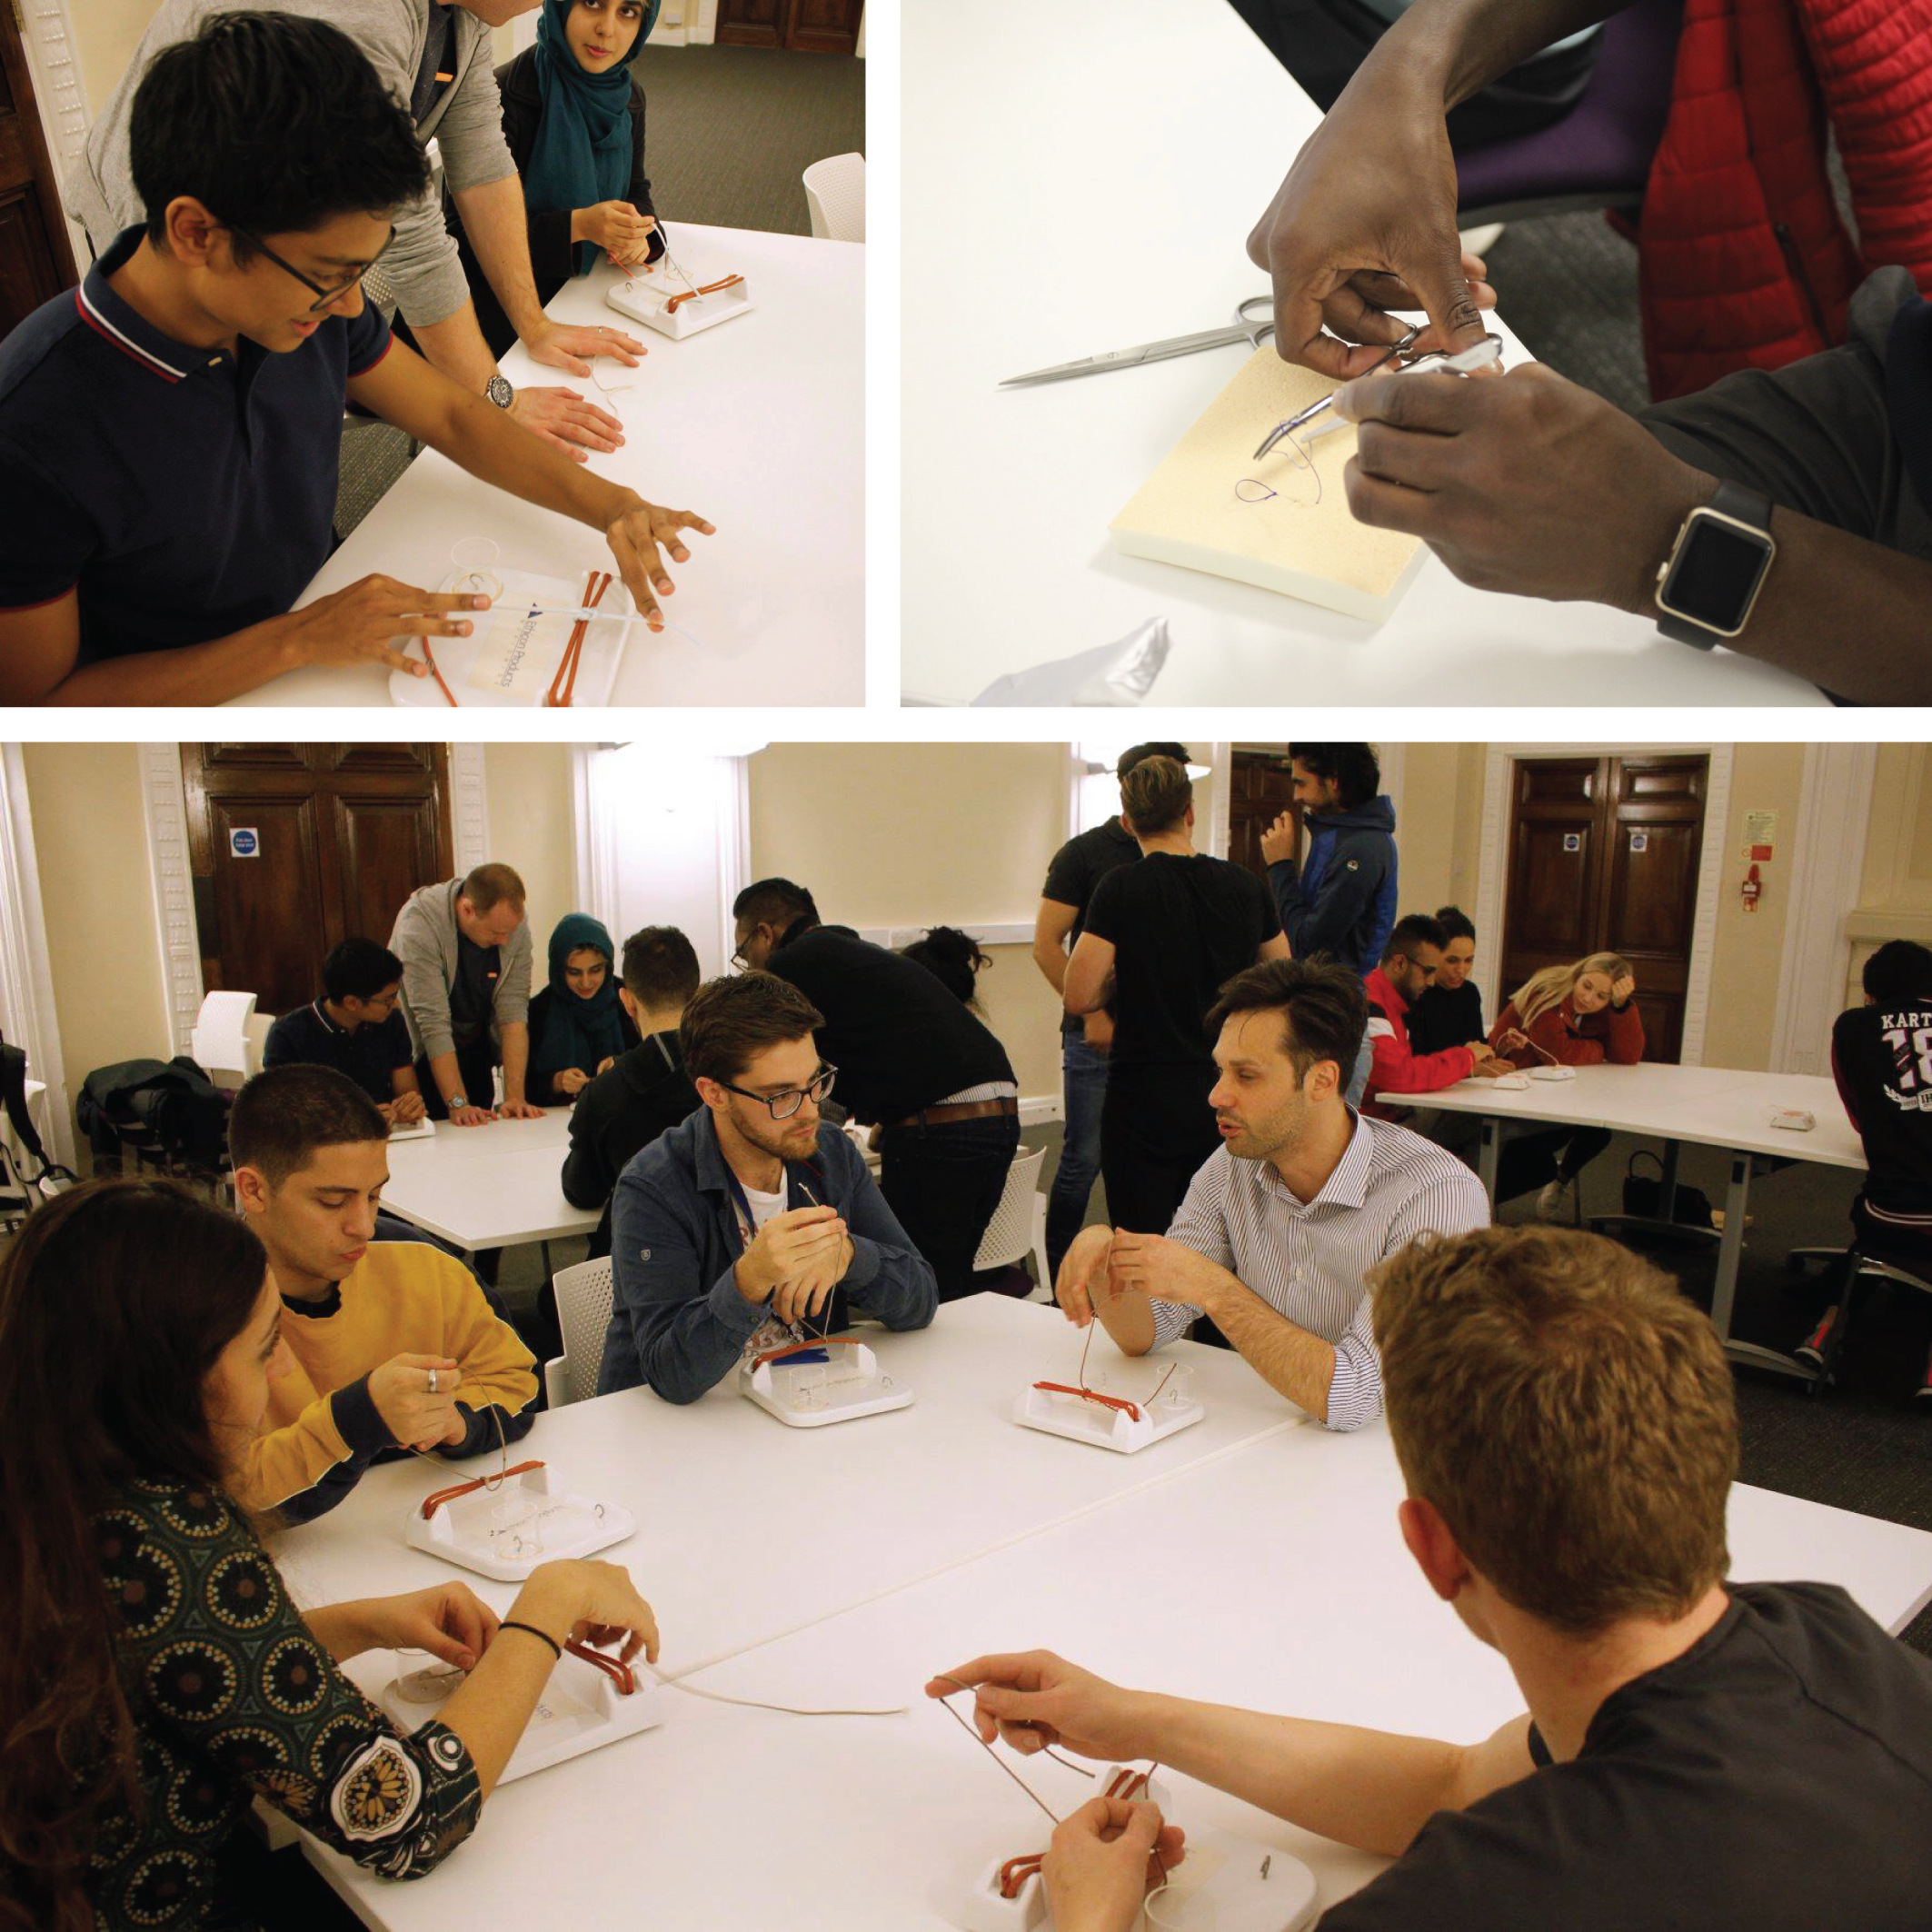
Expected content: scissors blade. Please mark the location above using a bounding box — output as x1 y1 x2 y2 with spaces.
1000 324 1254 387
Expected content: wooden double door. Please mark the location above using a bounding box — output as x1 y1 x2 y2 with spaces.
1499 755 1710 1065
181 745 454 1019
0 0 80 343
1227 747 1300 883
717 0 864 53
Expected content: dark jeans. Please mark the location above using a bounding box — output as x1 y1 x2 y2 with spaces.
879 1111 1022 1301
1046 1033 1110 1279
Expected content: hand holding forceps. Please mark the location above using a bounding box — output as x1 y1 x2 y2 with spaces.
999 296 1280 387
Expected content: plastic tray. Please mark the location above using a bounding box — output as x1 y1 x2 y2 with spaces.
403 1465 635 1581
607 258 755 340
1012 1380 1204 1455
739 1338 913 1429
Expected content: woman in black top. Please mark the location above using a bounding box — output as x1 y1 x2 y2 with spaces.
1408 905 1487 1058
1066 758 1289 1239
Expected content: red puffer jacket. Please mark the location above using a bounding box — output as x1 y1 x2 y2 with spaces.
1638 0 1932 400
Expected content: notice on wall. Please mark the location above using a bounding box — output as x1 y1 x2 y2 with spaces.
229 828 259 859
1741 809 1777 862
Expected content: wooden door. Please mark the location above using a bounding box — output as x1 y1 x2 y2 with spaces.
0 0 79 342
1499 754 1708 1064
180 745 453 1017
1227 747 1300 885
717 0 864 54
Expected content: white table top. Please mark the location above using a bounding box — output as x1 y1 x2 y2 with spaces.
232 224 863 707
380 1108 598 1250
901 0 1825 707
308 1419 1932 1930
1389 1064 1867 1170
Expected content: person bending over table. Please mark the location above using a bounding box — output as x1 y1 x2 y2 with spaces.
599 971 938 1402
0 1177 658 1932
1794 939 1932 1405
945 1224 1932 1932
1247 0 1932 702
264 936 427 1126
1361 912 1517 1119
1406 906 1485 1057
562 923 702 1260
1056 959 1487 1427
228 1065 539 1522
527 912 642 1108
0 15 712 708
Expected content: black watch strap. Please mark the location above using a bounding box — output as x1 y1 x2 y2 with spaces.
1656 481 1774 648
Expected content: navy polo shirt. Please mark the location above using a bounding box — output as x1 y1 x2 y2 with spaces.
262 1000 413 1105
0 224 393 665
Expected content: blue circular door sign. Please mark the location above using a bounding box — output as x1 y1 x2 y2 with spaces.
230 828 259 858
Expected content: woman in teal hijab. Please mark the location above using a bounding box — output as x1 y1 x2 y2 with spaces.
527 914 641 1105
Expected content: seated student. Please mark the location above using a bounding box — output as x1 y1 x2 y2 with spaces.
526 913 642 1108
1407 906 1485 1057
0 13 712 706
562 923 702 1260
0 1176 659 1931
1795 939 1932 1403
264 937 426 1125
600 971 937 1403
228 1064 540 1520
1361 913 1515 1118
1056 959 1488 1429
942 1225 1932 1932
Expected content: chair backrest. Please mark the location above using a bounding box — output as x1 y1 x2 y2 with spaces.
802 152 866 242
190 991 258 1089
972 1144 1047 1270
552 1254 616 1406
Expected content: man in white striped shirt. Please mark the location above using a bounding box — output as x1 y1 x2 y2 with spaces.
1056 957 1489 1429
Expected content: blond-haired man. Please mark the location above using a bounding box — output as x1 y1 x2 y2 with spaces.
935 1226 1932 1931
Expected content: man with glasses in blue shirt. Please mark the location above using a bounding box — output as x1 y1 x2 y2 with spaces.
598 972 938 1404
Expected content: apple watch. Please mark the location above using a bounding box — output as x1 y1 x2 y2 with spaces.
484 373 513 410
1654 480 1777 647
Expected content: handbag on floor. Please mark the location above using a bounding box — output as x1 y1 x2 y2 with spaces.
1620 1149 1716 1230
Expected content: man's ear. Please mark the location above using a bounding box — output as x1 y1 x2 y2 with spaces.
232 1162 273 1219
163 196 227 270
693 1075 727 1114
618 986 639 1024
1398 1495 1472 1604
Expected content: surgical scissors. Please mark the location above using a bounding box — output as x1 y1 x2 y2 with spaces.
1000 296 1279 387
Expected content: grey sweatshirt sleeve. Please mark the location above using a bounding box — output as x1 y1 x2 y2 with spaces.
430 15 519 195
391 894 457 1063
495 917 533 1029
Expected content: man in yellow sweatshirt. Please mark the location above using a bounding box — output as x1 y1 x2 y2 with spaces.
228 1063 539 1520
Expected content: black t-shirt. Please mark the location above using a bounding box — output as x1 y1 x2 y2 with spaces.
449 934 502 1046
262 1001 412 1105
1042 820 1140 1036
1409 980 1486 1058
1081 854 1279 1073
1320 1582 1932 1931
1832 1001 1932 1222
766 924 1014 1123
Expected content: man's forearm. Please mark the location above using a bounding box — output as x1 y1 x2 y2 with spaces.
1093 1286 1159 1357
427 1049 465 1105
453 175 549 344
404 297 501 394
39 619 297 705
500 1022 529 1106
424 386 634 533
1205 1280 1336 1419
1379 0 1625 110
1031 936 1070 996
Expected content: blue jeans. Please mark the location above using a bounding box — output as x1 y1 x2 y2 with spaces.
1345 1039 1373 1110
1046 1033 1109 1279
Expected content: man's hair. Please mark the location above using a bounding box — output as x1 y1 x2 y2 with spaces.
681 972 824 1086
1863 939 1932 1007
1206 957 1367 1081
621 925 702 1008
228 1064 388 1185
1289 743 1381 810
1373 1226 1736 1638
1435 905 1476 945
1117 742 1191 779
1385 913 1448 963
732 878 818 932
322 938 403 1005
1120 754 1191 835
459 862 526 914
131 13 428 261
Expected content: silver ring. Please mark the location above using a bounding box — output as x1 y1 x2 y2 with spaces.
427 1368 440 1394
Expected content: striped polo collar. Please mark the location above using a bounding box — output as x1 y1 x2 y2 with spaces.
1258 1105 1373 1213
75 225 225 385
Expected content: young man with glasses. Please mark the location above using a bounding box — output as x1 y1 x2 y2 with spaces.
0 13 711 705
598 973 937 1404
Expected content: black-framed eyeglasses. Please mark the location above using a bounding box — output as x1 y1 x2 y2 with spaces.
717 1063 837 1120
730 924 774 971
223 220 398 314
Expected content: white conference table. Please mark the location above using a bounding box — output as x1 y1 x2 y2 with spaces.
305 1414 1932 1930
1386 1065 1865 1378
901 0 1826 707
232 223 863 708
380 1109 597 1256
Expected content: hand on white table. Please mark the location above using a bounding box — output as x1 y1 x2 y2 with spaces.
508 383 626 462
527 316 645 379
380 1091 428 1127
274 573 492 682
448 1103 497 1127
602 494 718 632
1046 1796 1186 1932
498 1099 546 1122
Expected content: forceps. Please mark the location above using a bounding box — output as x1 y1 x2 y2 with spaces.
1252 331 1503 460
999 296 1279 387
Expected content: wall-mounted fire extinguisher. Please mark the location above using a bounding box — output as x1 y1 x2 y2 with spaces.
1740 862 1762 913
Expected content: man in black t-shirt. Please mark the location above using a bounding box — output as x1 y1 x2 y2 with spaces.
263 938 424 1124
1032 742 1192 1278
735 880 1020 1301
937 1224 1932 1932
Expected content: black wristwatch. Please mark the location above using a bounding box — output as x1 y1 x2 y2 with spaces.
1653 480 1777 647
485 373 514 410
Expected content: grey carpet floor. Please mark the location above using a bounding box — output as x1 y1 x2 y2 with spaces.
334 43 864 539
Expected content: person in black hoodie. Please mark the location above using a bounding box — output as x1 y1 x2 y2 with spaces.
734 881 1020 1302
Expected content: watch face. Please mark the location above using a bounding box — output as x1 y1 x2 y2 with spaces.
1660 512 1774 634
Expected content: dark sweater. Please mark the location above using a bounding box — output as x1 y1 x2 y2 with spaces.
524 985 642 1110
561 1030 700 1258
1409 980 1486 1058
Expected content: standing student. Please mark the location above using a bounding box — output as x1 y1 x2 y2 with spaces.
264 937 427 1124
526 913 642 1107
1408 906 1486 1057
1032 742 1190 1279
0 1177 660 1931
1065 757 1289 1247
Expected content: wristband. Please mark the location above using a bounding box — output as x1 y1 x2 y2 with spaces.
499 1619 562 1661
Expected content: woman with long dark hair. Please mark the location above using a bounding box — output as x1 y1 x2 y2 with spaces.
0 1180 659 1930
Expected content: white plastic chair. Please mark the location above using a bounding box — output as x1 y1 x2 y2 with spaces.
972 1144 1051 1299
546 1254 615 1408
190 991 258 1090
802 153 866 242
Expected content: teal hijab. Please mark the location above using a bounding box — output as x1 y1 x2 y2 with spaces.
524 0 661 278
534 913 629 1081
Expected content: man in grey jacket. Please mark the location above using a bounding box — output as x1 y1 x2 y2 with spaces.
66 0 637 461
388 863 539 1125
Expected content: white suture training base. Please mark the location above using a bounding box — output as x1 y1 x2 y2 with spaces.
403 1465 636 1581
1012 1383 1206 1455
740 1339 915 1429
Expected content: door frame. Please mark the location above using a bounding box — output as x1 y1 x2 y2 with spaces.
12 0 94 257
1473 744 1732 1067
0 745 72 1166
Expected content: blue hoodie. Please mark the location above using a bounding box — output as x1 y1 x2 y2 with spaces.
1267 795 1399 979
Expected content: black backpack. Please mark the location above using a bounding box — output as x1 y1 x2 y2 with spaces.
76 1056 231 1171
0 1028 77 1217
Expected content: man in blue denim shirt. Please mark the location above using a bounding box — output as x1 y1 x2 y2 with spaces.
598 972 937 1403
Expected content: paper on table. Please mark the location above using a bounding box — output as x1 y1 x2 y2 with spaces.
466 606 577 698
1109 346 1426 622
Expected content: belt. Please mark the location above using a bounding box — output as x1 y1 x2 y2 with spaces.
890 1097 1020 1130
